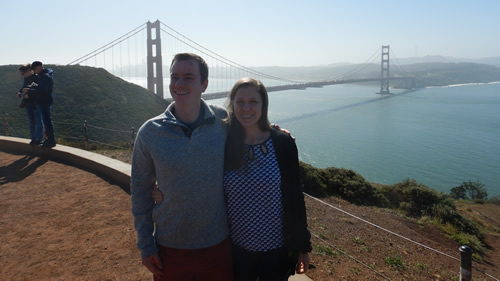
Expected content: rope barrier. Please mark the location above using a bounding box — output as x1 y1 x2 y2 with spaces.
56 135 82 141
304 193 500 280
86 124 130 134
304 193 460 261
1 116 134 150
52 120 83 126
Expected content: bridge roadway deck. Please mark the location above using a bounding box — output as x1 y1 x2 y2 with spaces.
0 136 312 281
198 76 414 101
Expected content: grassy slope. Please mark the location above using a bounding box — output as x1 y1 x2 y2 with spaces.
0 65 169 143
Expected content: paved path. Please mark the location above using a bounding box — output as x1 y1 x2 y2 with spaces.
290 273 313 280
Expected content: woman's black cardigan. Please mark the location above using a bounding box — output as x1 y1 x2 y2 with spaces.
270 128 311 275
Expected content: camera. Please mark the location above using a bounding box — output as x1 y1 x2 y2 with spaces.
18 82 38 108
19 94 27 108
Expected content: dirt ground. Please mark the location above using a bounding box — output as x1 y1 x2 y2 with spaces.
0 151 151 281
1 150 499 281
304 196 499 280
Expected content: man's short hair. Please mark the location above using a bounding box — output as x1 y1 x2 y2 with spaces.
171 53 208 84
29 61 43 70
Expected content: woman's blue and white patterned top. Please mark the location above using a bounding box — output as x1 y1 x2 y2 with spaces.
224 137 284 252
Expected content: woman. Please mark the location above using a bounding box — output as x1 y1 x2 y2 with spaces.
17 64 43 145
223 78 311 281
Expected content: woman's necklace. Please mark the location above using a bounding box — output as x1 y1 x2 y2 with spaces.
245 130 270 160
247 140 269 161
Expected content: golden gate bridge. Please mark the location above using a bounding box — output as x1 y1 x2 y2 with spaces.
67 20 415 100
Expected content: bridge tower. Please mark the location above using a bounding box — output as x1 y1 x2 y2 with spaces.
147 20 164 98
379 45 390 94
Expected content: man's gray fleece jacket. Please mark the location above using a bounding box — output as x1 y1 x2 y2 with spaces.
130 100 229 258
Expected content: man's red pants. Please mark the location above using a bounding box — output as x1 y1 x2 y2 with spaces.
154 237 233 281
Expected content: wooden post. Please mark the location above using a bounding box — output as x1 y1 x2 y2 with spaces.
83 120 89 150
4 113 9 136
130 127 135 150
460 245 472 281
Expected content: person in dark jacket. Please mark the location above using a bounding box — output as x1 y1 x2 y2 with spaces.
23 61 55 148
223 77 311 281
17 64 43 145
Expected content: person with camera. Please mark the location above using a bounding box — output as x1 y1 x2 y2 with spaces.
23 61 56 148
17 64 43 145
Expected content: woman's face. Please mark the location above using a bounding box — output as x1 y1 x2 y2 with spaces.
233 86 263 130
20 70 32 78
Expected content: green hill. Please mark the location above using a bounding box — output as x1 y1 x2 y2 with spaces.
0 65 169 146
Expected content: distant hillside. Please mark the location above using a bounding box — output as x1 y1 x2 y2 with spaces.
398 62 500 87
396 55 500 67
250 62 500 87
0 65 169 144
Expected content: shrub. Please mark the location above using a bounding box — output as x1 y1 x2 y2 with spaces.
323 167 380 205
315 245 337 257
377 179 484 245
299 165 487 258
379 178 444 217
403 184 443 217
299 162 328 196
299 162 382 205
429 202 483 240
452 232 485 259
385 254 406 271
450 180 488 200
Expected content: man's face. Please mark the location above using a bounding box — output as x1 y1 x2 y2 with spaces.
169 59 208 107
33 66 42 74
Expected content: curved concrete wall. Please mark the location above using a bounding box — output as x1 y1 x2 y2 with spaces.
0 136 131 192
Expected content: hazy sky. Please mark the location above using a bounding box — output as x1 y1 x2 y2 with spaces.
2 0 499 67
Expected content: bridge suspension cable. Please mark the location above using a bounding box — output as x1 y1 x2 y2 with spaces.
67 23 147 66
65 20 415 97
67 20 307 95
328 46 382 81
158 21 303 85
389 47 411 76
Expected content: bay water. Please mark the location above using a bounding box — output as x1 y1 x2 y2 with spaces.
211 83 500 196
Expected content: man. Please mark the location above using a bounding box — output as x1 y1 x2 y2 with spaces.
130 53 233 281
24 61 55 148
